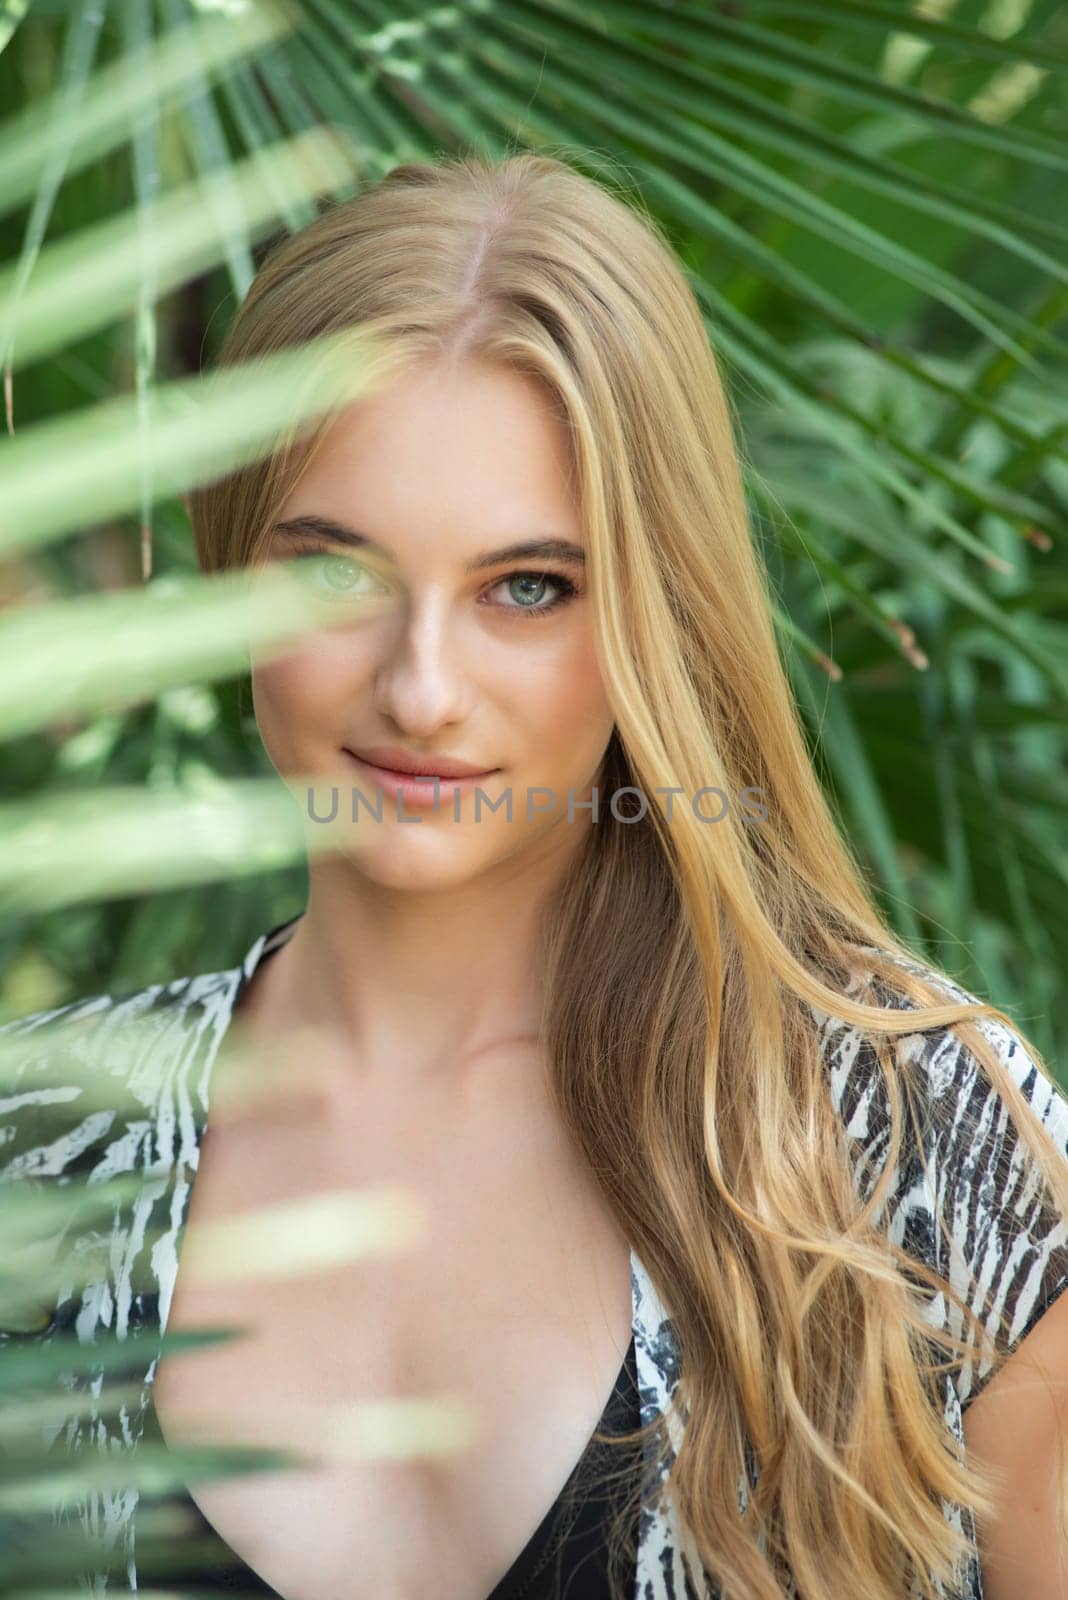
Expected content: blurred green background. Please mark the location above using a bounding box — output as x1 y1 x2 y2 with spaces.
1 0 1066 1071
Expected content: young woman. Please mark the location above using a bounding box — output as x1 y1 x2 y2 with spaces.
2 152 1067 1600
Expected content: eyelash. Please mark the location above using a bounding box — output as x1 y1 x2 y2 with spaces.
486 571 579 618
287 544 579 619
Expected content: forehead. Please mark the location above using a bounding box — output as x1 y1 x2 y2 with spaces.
285 359 583 546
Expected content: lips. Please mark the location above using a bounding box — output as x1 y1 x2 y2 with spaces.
341 748 499 809
345 746 497 779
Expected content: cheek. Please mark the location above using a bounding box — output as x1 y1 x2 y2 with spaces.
250 636 358 755
513 627 614 753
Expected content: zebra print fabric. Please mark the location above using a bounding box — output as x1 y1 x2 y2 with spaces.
2 918 1066 1599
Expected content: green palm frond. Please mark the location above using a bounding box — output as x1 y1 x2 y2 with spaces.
2 4 1067 1586
0 0 1062 1018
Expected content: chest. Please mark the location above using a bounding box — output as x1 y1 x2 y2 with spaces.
149 1073 636 1600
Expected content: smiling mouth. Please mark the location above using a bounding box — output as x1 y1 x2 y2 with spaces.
342 750 499 783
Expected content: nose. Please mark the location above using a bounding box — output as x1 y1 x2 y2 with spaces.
372 590 475 734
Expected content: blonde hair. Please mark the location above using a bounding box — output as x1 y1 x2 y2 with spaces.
189 150 1068 1599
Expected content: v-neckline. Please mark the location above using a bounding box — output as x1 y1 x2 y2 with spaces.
137 1322 641 1600
136 912 684 1599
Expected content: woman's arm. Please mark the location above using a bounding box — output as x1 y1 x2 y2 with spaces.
963 1287 1068 1600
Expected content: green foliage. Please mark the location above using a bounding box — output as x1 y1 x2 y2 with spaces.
1 2 1066 1587
4 1 1066 1029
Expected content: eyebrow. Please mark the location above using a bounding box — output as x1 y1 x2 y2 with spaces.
271 514 587 573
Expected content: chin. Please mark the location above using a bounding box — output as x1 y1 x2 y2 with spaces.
333 831 500 893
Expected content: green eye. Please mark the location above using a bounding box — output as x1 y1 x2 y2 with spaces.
291 551 386 602
318 555 360 592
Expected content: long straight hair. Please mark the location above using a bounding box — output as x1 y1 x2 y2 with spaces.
189 150 1068 1599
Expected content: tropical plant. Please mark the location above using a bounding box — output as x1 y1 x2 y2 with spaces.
1 0 1066 1591
3 0 1066 1041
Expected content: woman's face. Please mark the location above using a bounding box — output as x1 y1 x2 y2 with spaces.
249 356 617 891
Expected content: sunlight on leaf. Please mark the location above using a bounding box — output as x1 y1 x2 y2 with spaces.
0 0 291 216
2 127 357 370
0 563 375 739
0 327 393 556
169 1186 429 1285
0 775 362 912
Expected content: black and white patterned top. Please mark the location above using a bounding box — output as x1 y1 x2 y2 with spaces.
1 915 1066 1599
